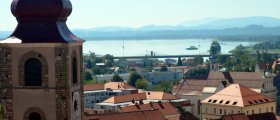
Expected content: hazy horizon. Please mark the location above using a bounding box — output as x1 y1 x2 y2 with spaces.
0 0 280 31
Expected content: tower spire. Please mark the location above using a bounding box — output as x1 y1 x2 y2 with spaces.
8 0 83 43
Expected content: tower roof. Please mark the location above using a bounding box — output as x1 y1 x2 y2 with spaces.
201 84 274 107
11 0 72 20
1 0 84 43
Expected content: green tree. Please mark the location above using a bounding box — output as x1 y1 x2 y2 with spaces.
135 78 148 89
92 67 101 75
193 56 204 65
83 78 99 84
177 57 183 66
160 66 168 72
86 59 92 69
103 54 114 67
128 71 142 87
222 45 256 72
153 80 173 93
83 71 93 81
111 74 124 82
210 40 221 55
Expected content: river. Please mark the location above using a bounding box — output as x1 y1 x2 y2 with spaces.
83 39 259 56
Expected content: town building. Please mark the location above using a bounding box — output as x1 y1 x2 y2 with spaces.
120 102 180 120
0 0 84 119
84 109 166 120
95 91 188 112
83 82 137 109
140 71 183 84
201 84 276 120
173 71 276 118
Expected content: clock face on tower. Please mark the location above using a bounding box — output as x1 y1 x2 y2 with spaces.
72 91 81 119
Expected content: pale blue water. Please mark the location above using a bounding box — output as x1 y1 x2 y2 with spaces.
83 39 258 56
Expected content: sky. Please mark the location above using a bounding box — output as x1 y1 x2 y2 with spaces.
0 0 280 31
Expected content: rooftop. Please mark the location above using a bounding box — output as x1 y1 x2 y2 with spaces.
84 109 166 120
201 84 274 107
83 82 136 91
103 91 180 104
121 102 179 116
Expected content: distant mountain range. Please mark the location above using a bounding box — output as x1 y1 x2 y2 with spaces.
1 16 280 40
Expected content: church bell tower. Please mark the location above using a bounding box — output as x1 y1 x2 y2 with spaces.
0 0 84 119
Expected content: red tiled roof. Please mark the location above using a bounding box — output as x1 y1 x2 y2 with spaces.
121 102 179 116
84 110 167 120
257 61 273 70
103 92 179 103
201 84 274 107
104 92 147 103
84 84 105 91
83 82 136 91
174 71 265 96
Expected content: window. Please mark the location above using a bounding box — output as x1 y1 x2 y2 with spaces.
271 107 274 112
29 112 41 120
248 101 253 104
206 107 208 113
264 98 269 102
224 109 226 115
252 110 254 114
225 101 230 104
72 57 78 84
247 111 249 115
232 102 237 105
231 110 234 114
214 108 216 114
266 107 268 112
259 99 264 103
259 108 261 113
212 100 217 103
220 109 222 114
219 100 223 104
208 99 212 103
24 58 42 86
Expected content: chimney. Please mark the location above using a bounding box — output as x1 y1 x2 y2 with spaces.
135 103 141 110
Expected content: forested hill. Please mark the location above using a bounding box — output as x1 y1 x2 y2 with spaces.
72 25 280 41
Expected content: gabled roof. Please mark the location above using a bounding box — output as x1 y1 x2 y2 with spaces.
174 71 265 96
201 84 274 107
121 102 179 116
84 84 105 91
83 82 136 91
103 92 147 104
84 110 166 120
103 92 179 104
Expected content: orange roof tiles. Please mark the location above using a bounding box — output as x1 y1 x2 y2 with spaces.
121 102 179 116
201 84 274 107
84 84 105 91
175 71 265 95
83 82 136 91
84 110 167 120
103 92 147 103
103 92 179 104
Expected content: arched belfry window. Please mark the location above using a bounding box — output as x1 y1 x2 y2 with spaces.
29 112 41 120
24 58 42 86
72 57 78 84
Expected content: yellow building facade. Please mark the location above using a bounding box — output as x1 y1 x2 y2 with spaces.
201 84 276 120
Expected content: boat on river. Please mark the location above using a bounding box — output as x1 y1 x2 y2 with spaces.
186 46 198 50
